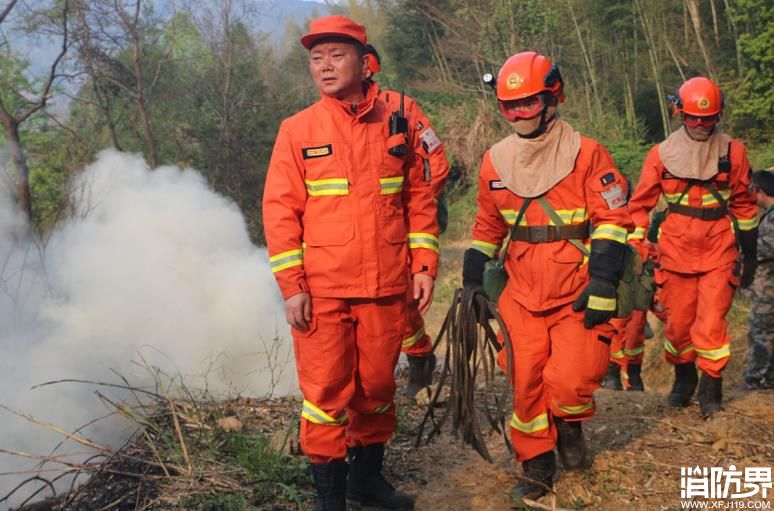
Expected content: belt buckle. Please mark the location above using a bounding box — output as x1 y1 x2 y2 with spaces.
531 226 548 243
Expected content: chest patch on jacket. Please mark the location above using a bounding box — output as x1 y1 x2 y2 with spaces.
601 183 627 209
302 144 333 159
489 180 507 191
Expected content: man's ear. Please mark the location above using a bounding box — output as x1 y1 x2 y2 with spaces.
360 54 369 80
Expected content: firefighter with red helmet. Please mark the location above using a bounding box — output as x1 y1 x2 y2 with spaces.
628 77 758 417
462 51 633 505
364 44 452 400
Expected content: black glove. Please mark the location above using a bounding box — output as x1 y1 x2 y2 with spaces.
573 238 627 328
647 211 666 243
462 248 490 289
573 277 617 328
739 228 758 289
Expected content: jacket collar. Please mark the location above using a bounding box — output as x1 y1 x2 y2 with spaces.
319 81 378 120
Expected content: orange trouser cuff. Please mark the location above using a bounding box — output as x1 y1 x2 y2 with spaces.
402 297 433 356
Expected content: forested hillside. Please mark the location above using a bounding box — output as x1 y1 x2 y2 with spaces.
1 0 772 243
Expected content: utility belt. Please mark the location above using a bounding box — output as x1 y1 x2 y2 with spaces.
510 222 590 243
667 203 728 221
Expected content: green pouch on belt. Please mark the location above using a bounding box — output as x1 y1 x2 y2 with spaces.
481 198 532 302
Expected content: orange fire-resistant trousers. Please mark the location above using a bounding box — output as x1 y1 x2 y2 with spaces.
402 286 433 357
497 295 612 461
293 294 406 463
658 263 737 378
609 310 648 385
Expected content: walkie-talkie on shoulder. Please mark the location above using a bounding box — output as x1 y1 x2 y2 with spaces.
388 91 408 157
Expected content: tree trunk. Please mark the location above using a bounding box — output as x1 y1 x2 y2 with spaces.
0 111 32 221
685 0 714 78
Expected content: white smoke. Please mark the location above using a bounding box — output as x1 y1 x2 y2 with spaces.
0 150 295 507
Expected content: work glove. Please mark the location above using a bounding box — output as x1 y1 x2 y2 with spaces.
739 228 758 289
647 211 666 243
462 248 489 289
572 277 617 329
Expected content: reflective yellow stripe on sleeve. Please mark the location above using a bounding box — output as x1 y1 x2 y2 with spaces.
549 208 588 225
509 412 549 434
737 216 759 231
591 224 629 244
408 233 440 253
379 176 404 195
402 326 426 349
270 249 303 273
695 344 731 361
305 178 349 196
610 350 624 359
628 227 646 241
624 346 644 356
301 400 347 426
471 240 499 258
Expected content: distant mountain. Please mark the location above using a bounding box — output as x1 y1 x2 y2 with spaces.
255 0 329 41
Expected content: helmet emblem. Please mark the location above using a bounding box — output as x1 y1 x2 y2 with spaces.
506 72 523 90
697 97 710 110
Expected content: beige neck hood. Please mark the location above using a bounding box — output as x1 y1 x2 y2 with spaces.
658 126 731 180
489 118 582 198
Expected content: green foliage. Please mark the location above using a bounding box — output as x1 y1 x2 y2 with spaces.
218 429 312 506
730 0 774 139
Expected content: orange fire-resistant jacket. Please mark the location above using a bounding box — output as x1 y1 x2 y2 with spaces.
263 83 439 300
470 137 634 312
628 139 758 274
379 90 449 199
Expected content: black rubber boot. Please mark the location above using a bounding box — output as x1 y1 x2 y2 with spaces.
511 451 556 508
407 353 436 401
311 460 348 511
601 362 623 390
627 364 645 391
668 363 698 407
347 444 413 510
697 373 723 417
555 418 590 469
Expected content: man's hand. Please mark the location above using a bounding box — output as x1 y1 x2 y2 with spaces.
285 292 311 331
413 273 435 315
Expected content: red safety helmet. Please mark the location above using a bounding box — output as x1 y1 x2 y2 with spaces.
495 52 565 122
672 77 724 117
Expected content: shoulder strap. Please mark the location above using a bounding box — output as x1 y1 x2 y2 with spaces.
703 182 741 245
536 196 590 257
497 198 532 266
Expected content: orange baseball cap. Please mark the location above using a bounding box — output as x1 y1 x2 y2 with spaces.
301 15 367 50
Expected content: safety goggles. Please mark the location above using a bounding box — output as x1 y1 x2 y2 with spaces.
498 95 544 121
682 113 720 129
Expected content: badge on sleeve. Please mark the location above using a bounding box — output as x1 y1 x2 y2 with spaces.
420 128 442 154
601 183 626 209
600 172 616 186
489 180 507 190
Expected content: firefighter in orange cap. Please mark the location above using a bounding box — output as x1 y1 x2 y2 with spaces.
263 15 438 511
462 51 633 505
364 43 451 400
628 76 758 417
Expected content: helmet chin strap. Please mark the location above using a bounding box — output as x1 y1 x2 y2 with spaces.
515 93 555 139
